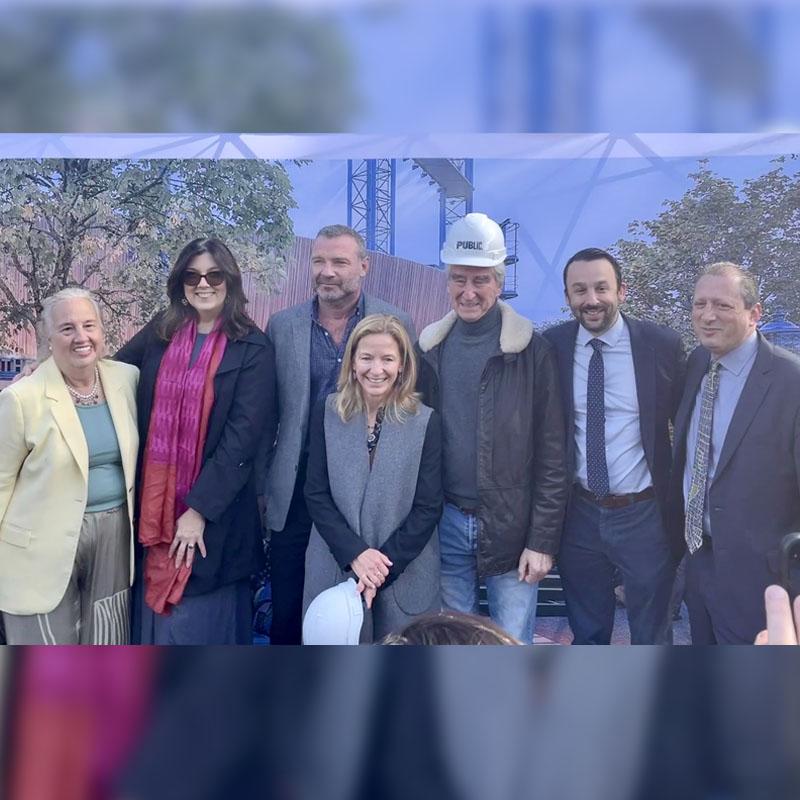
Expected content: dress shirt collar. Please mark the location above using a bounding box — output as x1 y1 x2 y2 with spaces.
716 331 758 375
576 310 625 349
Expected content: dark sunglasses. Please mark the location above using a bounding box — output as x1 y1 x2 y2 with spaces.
183 270 225 287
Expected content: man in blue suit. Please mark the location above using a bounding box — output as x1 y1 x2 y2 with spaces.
671 262 800 644
543 248 686 644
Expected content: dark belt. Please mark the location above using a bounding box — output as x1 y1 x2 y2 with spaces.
445 498 478 516
575 484 655 508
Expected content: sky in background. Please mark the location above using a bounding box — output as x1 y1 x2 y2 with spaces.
285 152 790 323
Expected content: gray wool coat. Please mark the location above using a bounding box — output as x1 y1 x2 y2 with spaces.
303 396 441 642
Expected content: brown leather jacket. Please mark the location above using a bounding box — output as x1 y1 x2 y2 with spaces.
416 301 568 577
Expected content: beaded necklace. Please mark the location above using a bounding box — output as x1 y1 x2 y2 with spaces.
65 365 100 406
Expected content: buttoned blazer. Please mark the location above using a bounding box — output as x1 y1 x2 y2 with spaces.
263 293 415 533
542 313 686 534
0 357 139 614
670 334 800 576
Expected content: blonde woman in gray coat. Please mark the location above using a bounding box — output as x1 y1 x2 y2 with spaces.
303 314 442 643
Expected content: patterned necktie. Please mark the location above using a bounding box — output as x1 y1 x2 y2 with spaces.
685 360 721 554
586 338 610 499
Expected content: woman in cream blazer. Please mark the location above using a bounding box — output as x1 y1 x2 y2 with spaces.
0 288 138 644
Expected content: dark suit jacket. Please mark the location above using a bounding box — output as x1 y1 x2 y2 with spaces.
542 313 686 542
116 317 277 595
669 334 800 636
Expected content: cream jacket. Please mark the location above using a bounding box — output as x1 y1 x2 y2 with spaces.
0 357 139 615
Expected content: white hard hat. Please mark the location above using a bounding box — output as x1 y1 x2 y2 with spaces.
302 578 364 645
440 212 507 268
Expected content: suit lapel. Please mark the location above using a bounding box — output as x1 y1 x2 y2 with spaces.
713 336 772 482
43 358 89 483
291 303 313 384
214 335 244 376
559 322 577 427
99 360 136 488
673 349 709 457
626 316 657 469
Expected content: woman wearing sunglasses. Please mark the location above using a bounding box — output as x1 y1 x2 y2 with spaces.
116 237 276 644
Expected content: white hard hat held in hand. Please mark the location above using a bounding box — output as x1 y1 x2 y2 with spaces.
302 578 364 645
440 212 507 269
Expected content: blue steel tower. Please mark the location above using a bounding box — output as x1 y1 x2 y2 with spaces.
347 159 396 255
347 158 474 264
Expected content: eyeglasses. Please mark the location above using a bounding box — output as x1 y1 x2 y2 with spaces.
183 270 225 287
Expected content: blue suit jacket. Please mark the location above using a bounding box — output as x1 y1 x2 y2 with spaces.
670 333 800 640
542 313 686 543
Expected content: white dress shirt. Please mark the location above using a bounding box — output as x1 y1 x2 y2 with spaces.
573 313 652 494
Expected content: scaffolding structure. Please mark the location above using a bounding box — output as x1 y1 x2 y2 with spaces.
347 159 396 255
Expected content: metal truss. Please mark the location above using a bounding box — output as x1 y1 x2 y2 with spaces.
347 159 396 255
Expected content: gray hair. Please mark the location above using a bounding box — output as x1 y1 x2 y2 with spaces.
700 262 760 309
40 287 104 339
315 224 368 261
446 261 506 288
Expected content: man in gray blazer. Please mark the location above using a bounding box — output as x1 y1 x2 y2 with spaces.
264 224 414 644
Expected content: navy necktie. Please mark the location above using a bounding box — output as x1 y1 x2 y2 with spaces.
586 338 610 498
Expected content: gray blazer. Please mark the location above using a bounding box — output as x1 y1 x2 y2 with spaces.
263 293 415 532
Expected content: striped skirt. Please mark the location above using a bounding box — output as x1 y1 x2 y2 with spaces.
2 505 131 645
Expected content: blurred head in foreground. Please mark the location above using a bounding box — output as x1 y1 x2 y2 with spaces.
381 610 520 645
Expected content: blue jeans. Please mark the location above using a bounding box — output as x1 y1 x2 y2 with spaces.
438 503 539 644
559 492 674 644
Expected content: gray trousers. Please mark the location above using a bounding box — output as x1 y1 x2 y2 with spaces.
3 505 131 645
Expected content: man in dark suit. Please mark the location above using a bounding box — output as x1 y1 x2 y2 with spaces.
543 248 686 644
263 224 414 645
672 262 800 644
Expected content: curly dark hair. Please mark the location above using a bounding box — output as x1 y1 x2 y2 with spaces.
157 237 256 342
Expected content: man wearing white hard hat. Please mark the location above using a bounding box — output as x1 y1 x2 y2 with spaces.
416 213 568 643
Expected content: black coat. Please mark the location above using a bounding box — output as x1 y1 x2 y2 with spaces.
415 302 568 575
116 317 277 595
542 313 686 549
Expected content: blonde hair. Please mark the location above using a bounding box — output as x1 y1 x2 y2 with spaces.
334 313 420 423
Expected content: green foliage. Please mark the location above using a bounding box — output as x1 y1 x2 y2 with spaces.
0 158 297 348
613 157 800 350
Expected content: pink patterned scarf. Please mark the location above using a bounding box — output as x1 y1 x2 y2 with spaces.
138 318 227 614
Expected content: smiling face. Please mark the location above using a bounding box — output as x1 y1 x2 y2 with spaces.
447 264 502 322
692 273 761 358
353 332 402 408
564 257 626 336
48 297 104 377
183 252 228 323
311 234 369 306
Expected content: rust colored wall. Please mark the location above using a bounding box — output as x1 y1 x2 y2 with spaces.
3 236 450 357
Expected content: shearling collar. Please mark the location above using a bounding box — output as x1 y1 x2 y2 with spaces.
418 300 533 354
